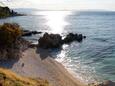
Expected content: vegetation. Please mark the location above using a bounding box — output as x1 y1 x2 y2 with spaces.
0 68 50 86
0 6 11 18
0 6 23 18
0 23 22 47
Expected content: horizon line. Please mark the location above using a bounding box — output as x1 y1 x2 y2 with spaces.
13 8 115 12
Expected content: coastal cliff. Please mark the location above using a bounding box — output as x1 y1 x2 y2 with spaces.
0 6 23 18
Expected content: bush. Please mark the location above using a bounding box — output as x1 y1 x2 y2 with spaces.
0 23 22 47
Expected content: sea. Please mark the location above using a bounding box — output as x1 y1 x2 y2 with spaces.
0 9 115 84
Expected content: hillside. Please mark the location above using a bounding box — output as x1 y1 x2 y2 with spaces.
0 67 50 86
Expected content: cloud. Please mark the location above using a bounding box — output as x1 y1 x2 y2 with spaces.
3 0 115 10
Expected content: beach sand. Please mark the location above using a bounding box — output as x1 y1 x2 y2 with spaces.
8 48 86 86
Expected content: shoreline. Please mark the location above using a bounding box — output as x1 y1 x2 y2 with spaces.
13 47 86 86
0 47 86 86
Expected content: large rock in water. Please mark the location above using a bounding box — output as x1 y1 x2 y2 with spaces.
38 33 86 49
63 33 86 43
38 33 62 48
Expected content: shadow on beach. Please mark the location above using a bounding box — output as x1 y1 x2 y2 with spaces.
0 58 19 69
36 45 63 60
36 47 53 60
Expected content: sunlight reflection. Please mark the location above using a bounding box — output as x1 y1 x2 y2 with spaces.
55 44 69 62
38 11 72 34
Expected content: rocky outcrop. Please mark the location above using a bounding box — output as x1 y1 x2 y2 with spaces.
63 33 86 43
0 6 24 18
0 38 30 60
22 30 42 36
0 23 30 60
89 80 115 86
38 33 86 49
38 33 62 48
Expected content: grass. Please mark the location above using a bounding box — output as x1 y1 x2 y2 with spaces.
0 68 51 86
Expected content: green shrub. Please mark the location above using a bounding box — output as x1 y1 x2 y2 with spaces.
0 23 22 47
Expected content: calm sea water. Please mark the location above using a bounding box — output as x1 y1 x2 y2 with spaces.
0 10 115 83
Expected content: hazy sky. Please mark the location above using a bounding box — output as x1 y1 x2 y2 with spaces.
1 0 115 10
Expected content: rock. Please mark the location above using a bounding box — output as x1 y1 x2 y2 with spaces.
77 34 83 42
63 33 85 43
0 23 31 60
83 36 86 39
38 32 86 49
102 80 115 86
32 31 42 34
22 63 24 67
38 33 62 48
29 44 38 48
22 32 32 36
63 33 77 43
22 30 42 36
0 38 30 60
0 83 2 86
22 30 30 32
89 80 115 86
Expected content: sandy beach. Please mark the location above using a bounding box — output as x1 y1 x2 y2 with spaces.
0 47 86 86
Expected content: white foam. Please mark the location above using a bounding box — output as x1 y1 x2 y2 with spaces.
55 54 102 84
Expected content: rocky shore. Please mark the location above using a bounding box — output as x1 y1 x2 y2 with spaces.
0 23 86 86
0 23 115 86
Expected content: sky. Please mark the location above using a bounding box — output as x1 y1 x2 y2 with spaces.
1 0 115 10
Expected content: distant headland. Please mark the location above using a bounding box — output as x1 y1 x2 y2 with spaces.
0 6 24 18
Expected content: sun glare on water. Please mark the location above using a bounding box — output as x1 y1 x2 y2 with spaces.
38 11 72 34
